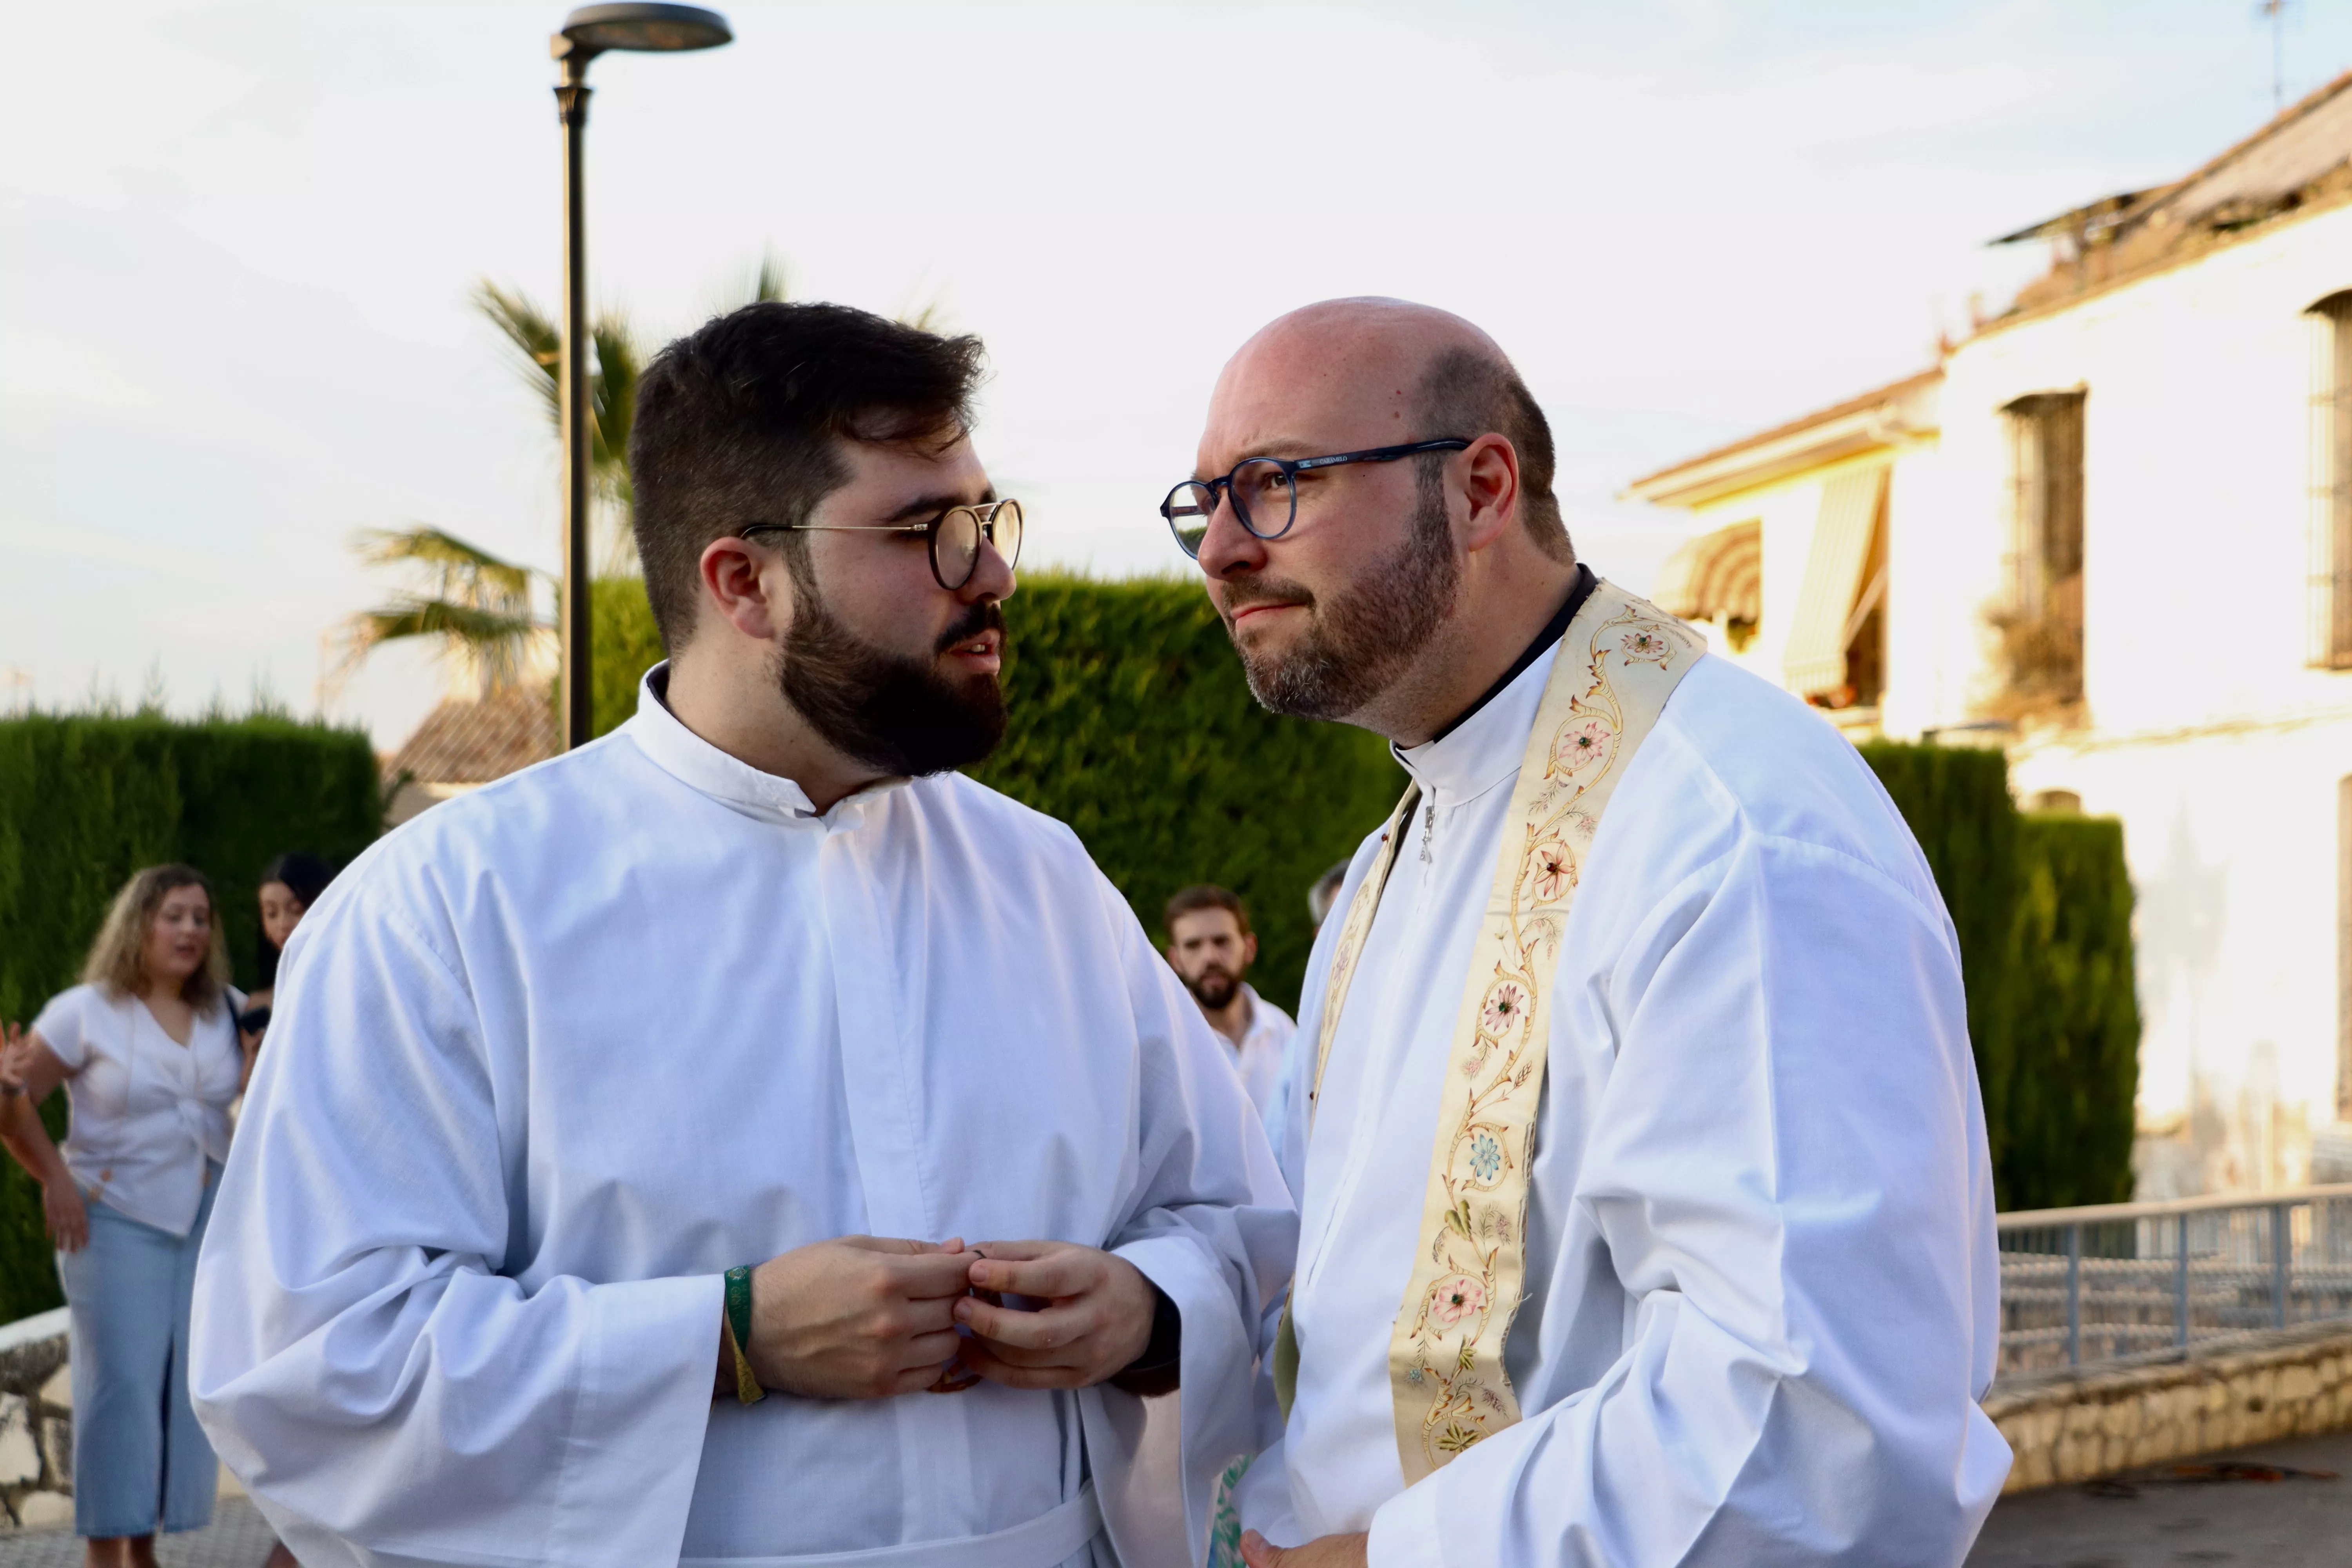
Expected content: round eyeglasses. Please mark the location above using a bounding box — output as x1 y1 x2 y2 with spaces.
1158 439 1472 558
740 498 1023 591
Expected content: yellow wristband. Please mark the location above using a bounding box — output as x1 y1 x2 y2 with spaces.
722 1305 765 1405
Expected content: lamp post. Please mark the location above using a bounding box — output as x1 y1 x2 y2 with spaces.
551 4 731 749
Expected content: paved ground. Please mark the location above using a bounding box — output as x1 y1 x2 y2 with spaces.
0 1497 276 1566
1968 1427 2352 1566
0 1435 2346 1566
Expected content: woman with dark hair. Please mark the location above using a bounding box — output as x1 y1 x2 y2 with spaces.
0 865 245 1566
248 851 333 1018
243 853 330 1568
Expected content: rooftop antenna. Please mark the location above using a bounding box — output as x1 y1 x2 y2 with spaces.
2259 0 2292 113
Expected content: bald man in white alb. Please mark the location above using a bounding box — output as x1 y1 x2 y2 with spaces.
1156 298 2007 1568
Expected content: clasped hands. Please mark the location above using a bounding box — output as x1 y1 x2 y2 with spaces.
719 1235 1158 1402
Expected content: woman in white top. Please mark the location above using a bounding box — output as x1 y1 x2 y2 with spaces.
0 864 251 1568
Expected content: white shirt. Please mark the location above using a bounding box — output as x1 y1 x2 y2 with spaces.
33 982 241 1236
192 671 1296 1568
1226 985 1297 1149
1237 644 2011 1566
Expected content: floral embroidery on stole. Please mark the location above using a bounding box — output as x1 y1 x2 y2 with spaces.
1276 579 1703 1483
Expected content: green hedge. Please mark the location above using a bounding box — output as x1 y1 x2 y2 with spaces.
2008 815 2141 1207
968 575 1403 1009
1860 742 2140 1210
0 712 382 1321
586 572 1401 1007
592 575 668 740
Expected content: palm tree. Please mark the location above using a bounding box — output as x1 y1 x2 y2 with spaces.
339 254 791 695
337 526 553 701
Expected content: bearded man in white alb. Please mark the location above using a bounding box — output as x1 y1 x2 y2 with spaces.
1154 299 2009 1567
190 301 1295 1568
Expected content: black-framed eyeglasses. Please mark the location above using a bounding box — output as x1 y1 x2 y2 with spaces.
1158 439 1471 558
740 498 1023 591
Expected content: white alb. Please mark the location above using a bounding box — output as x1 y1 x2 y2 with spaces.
1236 641 2011 1566
191 670 1296 1568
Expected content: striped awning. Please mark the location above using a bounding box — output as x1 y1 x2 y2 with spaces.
1652 520 1762 624
1782 464 1888 698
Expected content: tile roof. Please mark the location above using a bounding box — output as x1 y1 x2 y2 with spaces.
386 687 559 788
1993 71 2352 325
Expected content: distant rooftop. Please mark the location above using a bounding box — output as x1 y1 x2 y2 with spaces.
387 687 557 789
1625 368 1941 508
1991 70 2352 325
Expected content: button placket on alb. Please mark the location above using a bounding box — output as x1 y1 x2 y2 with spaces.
814 813 977 1543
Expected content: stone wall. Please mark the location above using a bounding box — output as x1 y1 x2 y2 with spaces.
1987 1319 2352 1492
0 1308 71 1528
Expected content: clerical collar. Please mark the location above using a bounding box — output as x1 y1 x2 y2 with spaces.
1393 565 1597 806
1427 563 1596 746
626 664 908 826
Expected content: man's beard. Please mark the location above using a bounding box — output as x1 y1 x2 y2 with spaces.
1224 463 1460 720
1185 965 1240 1011
776 561 1007 777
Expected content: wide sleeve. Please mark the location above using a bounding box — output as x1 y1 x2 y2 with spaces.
1082 871 1299 1568
189 882 720 1568
1368 834 2010 1568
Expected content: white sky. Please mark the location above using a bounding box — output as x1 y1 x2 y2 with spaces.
7 0 2350 748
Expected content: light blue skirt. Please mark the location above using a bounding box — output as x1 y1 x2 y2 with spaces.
55 1168 220 1539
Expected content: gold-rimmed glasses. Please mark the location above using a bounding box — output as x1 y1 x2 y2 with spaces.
741 498 1023 591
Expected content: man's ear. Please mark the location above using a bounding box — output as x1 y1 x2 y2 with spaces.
1242 931 1259 967
699 536 790 642
1456 434 1523 555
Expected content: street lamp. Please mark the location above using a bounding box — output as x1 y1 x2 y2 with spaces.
551 4 731 749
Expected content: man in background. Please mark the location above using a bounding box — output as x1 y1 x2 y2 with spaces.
1166 885 1296 1145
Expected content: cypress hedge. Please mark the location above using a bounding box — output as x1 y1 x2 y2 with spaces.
1858 744 2023 1191
2007 814 2141 1207
0 711 382 1321
593 575 669 740
967 575 1403 1009
1859 742 2140 1210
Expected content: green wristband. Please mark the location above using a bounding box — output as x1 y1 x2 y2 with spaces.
724 1265 764 1405
725 1265 755 1354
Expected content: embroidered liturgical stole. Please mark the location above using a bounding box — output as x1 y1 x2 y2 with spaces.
1274 578 1704 1484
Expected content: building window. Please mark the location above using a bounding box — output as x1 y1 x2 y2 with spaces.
2307 293 2352 668
1991 391 2086 713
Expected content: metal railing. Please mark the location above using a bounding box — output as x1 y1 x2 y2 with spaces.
1997 1184 2352 1379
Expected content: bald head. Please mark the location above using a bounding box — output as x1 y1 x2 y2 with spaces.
1181 296 1582 742
1207 298 1571 563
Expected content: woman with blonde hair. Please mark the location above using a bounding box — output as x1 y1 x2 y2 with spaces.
0 864 250 1567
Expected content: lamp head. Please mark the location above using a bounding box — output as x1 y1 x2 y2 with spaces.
554 4 731 63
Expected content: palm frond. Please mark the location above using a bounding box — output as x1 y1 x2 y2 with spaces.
590 316 638 487
752 251 788 303
334 597 551 696
473 280 562 428
352 526 542 611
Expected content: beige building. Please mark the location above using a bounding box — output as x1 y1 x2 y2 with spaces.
1630 74 2352 1197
